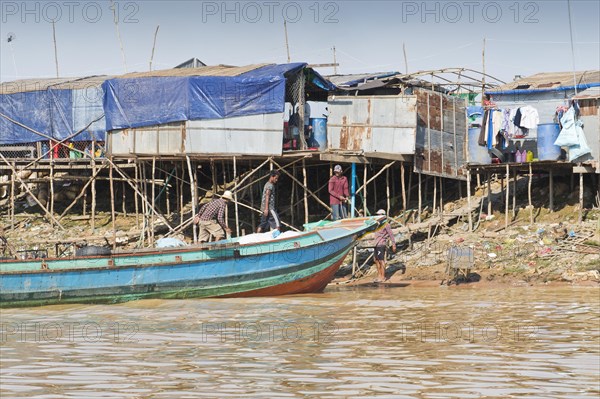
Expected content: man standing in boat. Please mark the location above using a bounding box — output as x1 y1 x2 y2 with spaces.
373 209 396 283
193 190 234 243
257 170 281 233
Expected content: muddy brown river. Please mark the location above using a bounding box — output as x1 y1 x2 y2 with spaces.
1 285 598 398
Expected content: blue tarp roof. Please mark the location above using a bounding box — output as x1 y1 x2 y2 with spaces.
103 63 311 131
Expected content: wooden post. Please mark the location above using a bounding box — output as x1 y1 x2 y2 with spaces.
467 169 473 231
233 156 240 237
165 169 170 217
401 163 406 211
512 169 517 219
528 163 533 225
122 181 127 217
303 159 308 224
352 245 357 276
386 167 390 215
49 160 55 217
406 168 413 211
579 172 584 223
151 157 156 245
505 164 509 229
418 172 422 223
290 163 295 224
91 156 96 233
439 177 444 219
363 165 367 216
178 163 184 226
109 159 116 250
433 176 437 215
549 170 554 212
83 187 87 216
250 161 256 231
134 163 140 227
487 172 492 216
186 156 198 243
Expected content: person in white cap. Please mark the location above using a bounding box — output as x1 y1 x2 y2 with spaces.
193 190 234 243
373 209 396 282
328 164 349 220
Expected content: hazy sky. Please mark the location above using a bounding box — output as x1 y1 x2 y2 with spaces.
1 0 599 83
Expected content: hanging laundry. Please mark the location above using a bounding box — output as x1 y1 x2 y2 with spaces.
519 105 540 129
555 106 592 161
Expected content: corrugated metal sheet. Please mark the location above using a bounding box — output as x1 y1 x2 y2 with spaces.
414 89 467 180
489 70 600 92
327 95 417 154
186 113 283 155
107 114 284 157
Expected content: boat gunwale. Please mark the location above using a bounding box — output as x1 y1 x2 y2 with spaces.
0 220 375 276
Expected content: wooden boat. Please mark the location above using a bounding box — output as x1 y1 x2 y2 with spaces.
0 217 380 307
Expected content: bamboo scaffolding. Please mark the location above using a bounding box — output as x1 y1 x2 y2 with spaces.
271 158 331 212
58 165 104 221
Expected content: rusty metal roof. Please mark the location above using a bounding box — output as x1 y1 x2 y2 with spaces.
573 87 600 100
489 70 600 92
0 75 111 94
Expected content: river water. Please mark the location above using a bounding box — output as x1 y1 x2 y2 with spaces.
1 286 598 398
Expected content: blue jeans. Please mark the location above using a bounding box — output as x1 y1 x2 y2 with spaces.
331 204 347 221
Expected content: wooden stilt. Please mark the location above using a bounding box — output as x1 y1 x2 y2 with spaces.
186 156 197 243
433 176 437 216
134 163 140 227
141 163 147 245
83 187 87 216
250 161 256 231
109 160 116 250
363 165 367 215
439 177 444 219
290 163 295 224
401 163 406 211
178 163 184 226
487 172 492 216
528 164 533 225
386 167 390 215
233 156 239 237
165 168 171 217
512 170 517 219
579 172 584 223
549 170 554 212
151 157 156 245
406 167 412 211
418 172 422 223
303 159 308 224
505 164 509 229
467 169 472 231
50 160 55 217
122 181 127 217
458 177 463 199
91 156 96 233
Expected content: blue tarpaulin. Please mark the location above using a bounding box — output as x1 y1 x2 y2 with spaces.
0 87 106 145
103 63 308 131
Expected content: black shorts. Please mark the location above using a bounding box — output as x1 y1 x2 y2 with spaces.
258 209 280 231
375 246 386 261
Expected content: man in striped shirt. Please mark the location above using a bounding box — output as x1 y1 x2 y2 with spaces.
193 191 234 243
373 209 396 282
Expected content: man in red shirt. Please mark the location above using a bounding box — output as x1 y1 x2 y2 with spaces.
328 165 349 220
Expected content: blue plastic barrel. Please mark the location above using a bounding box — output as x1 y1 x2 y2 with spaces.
310 118 327 151
537 123 561 160
468 128 490 164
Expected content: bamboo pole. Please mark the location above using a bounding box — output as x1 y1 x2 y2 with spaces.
271 159 331 212
528 164 533 225
303 159 308 224
406 167 412 212
10 165 15 230
505 164 509 229
83 187 87 216
58 165 104 221
165 169 170 217
433 176 437 215
401 162 406 211
512 169 517 219
250 161 256 231
110 160 117 250
233 156 239 237
439 176 444 219
141 163 147 245
179 162 184 226
290 163 295 225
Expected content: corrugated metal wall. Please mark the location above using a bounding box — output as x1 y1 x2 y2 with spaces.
414 89 467 180
107 113 284 157
327 95 417 154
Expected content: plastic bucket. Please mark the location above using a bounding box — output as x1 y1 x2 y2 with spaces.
310 118 327 151
467 128 490 164
537 123 561 160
